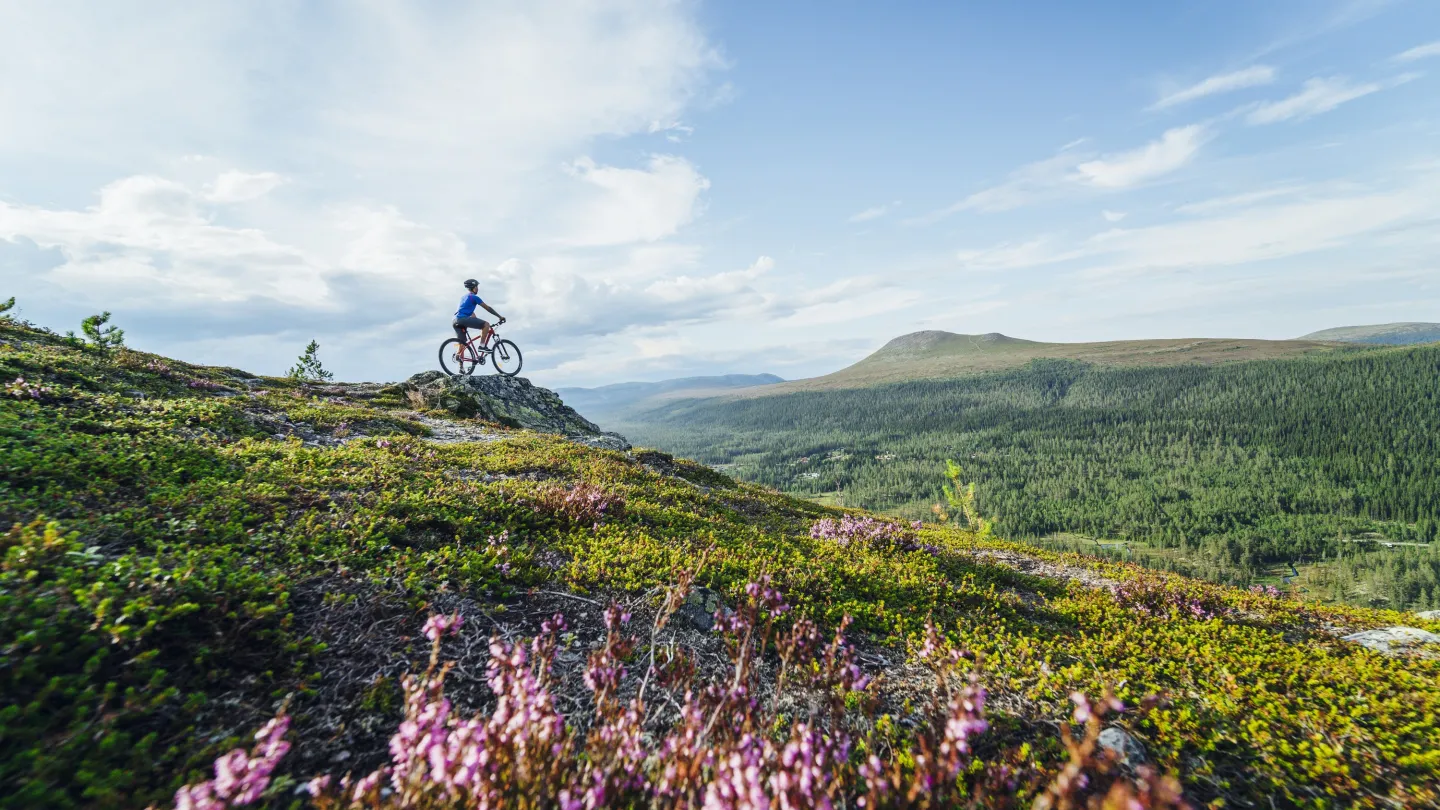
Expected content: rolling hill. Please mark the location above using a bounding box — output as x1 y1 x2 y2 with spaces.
1299 321 1440 345
725 331 1349 394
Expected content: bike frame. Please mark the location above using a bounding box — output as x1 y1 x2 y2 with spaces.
454 327 497 362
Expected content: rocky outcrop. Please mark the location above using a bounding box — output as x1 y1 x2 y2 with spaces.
398 371 630 451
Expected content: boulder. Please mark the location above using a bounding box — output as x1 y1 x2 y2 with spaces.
400 371 630 449
1097 727 1146 769
676 587 726 632
1342 626 1440 655
1415 610 1440 621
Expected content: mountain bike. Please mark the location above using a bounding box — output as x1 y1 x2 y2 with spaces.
439 320 523 377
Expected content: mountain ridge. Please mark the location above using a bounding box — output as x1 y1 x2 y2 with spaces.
710 330 1350 396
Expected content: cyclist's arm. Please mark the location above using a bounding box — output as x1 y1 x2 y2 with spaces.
481 302 504 322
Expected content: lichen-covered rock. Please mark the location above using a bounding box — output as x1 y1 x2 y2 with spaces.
1098 726 1147 769
400 371 630 449
1342 626 1440 655
677 587 726 632
1416 610 1440 621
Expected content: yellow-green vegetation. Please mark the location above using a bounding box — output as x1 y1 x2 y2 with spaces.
2 318 1438 808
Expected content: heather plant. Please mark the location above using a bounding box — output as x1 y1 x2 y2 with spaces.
4 376 55 400
809 515 922 551
538 481 625 528
1112 576 1231 621
173 578 1190 810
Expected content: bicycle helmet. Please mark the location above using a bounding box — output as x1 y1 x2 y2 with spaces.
463 278 479 289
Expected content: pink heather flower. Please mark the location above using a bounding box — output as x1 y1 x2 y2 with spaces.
423 612 464 642
703 735 772 810
173 715 290 808
351 768 386 801
376 438 392 448
1070 692 1093 725
303 775 331 797
809 516 919 551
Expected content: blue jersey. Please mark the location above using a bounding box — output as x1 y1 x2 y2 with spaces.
455 293 485 319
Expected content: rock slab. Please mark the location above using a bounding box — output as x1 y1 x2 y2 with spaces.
400 372 630 450
1342 626 1440 655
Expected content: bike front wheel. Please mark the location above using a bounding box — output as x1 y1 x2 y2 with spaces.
490 339 523 377
439 338 479 376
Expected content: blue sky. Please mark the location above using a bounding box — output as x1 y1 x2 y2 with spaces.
2 0 1438 385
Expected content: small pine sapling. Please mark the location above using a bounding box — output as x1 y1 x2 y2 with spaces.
934 460 995 537
0 296 14 321
80 311 126 351
288 340 335 382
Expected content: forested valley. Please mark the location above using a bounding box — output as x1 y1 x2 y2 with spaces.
620 345 1440 610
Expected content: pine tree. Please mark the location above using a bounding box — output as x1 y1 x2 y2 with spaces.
80 312 125 351
288 340 334 382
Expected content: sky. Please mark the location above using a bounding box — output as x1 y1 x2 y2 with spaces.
1 0 1438 387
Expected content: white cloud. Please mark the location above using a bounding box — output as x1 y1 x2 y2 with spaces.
908 151 1079 222
848 201 900 222
956 238 1084 271
1392 40 1440 62
950 172 1440 281
1152 66 1276 109
1173 185 1306 214
0 174 324 307
1101 210 1127 222
205 171 287 204
914 128 1206 223
560 155 710 246
0 3 723 228
1246 77 1381 124
1074 125 1208 188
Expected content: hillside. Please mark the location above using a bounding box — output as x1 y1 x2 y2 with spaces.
620 347 1440 609
1299 322 1440 345
734 331 1349 393
2 317 1439 809
556 373 782 425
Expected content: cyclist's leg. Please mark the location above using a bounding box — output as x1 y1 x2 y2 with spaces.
453 317 489 361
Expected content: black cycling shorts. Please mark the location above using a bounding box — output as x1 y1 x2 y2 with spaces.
453 316 489 339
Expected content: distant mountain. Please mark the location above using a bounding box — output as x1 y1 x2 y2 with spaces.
1298 322 1440 345
743 330 1347 393
557 373 783 424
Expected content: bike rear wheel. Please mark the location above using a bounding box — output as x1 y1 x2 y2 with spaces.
439 338 479 376
491 339 523 377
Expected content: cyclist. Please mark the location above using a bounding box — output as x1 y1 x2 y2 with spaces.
453 279 505 362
